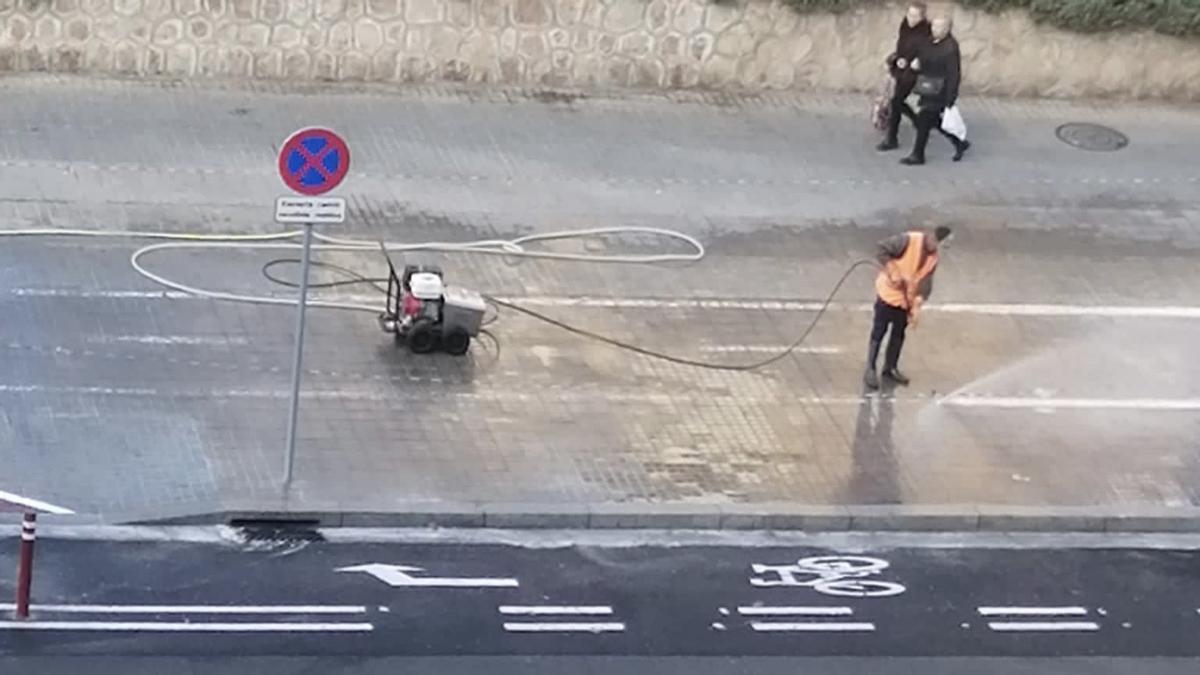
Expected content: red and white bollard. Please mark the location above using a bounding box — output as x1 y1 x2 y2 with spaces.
14 512 36 620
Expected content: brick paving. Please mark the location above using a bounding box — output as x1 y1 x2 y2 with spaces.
0 75 1198 519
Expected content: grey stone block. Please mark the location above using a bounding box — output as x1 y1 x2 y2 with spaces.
483 503 591 529
342 502 485 528
848 505 981 532
589 503 721 530
977 505 1105 533
1104 507 1200 533
720 503 852 531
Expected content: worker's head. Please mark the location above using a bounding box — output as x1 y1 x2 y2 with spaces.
906 2 927 26
928 225 953 251
932 15 953 40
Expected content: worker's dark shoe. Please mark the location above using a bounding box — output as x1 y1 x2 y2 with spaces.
900 155 925 166
882 368 911 386
864 367 880 390
876 139 899 151
953 139 972 162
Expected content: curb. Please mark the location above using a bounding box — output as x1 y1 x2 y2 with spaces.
63 501 1200 534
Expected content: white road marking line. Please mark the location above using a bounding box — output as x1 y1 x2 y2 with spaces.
737 606 854 616
9 288 1200 320
0 489 75 515
496 297 1200 320
750 622 875 632
84 335 249 347
699 345 842 354
942 397 1200 411
0 621 374 632
0 383 844 404
7 289 193 299
4 382 1197 413
499 606 613 616
987 622 1100 632
502 622 625 633
0 604 367 614
978 607 1089 617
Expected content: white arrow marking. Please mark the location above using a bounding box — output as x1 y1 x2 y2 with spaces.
336 563 519 588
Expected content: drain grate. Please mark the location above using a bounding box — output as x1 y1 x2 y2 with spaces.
230 518 324 542
1056 123 1129 152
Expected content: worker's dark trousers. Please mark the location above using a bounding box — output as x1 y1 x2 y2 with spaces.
870 298 909 371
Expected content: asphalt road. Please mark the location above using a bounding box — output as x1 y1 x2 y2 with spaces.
2 656 1199 675
3 532 1200 658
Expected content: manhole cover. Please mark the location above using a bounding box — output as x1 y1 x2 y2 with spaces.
1056 123 1128 152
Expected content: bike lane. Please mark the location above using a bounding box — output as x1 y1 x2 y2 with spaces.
1 538 1199 656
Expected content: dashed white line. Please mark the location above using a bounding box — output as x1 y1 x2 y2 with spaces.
978 607 1089 617
502 622 625 633
750 622 875 632
987 622 1100 632
499 606 613 616
737 606 853 616
9 288 1200 320
0 603 367 614
84 335 249 347
0 621 374 632
699 345 842 355
942 397 1200 412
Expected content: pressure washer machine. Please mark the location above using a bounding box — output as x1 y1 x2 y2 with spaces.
378 261 486 355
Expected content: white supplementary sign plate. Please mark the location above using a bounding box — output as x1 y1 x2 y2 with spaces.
275 196 346 224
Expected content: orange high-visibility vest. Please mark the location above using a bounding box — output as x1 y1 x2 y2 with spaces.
875 232 938 310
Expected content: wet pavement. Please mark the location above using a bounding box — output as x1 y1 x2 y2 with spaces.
0 75 1198 519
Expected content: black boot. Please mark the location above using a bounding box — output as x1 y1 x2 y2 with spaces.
953 139 971 162
900 154 924 166
882 332 909 385
876 138 899 151
863 339 882 389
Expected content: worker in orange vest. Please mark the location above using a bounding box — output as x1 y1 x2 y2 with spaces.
865 225 952 389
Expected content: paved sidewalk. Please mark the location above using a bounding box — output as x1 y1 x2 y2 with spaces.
0 75 1198 529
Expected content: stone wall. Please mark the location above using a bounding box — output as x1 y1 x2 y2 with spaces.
2 0 1199 99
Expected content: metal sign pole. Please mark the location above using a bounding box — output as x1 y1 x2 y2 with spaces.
283 222 315 490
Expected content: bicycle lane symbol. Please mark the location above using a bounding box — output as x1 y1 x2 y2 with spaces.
748 556 906 598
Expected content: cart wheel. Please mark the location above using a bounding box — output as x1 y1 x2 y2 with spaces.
443 328 471 356
406 319 438 354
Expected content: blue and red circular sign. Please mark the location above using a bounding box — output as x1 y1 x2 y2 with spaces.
278 127 350 196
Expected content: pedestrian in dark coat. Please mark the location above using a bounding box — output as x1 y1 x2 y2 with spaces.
902 16 971 165
877 2 930 151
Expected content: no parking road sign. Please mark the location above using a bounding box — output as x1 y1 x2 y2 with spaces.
278 127 350 196
275 126 352 490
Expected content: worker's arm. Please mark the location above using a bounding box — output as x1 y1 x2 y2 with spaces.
876 234 909 267
908 269 935 327
915 271 935 302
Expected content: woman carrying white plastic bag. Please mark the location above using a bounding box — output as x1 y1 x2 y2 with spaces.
941 105 967 143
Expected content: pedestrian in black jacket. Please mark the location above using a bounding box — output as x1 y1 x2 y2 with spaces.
902 16 971 165
877 2 930 151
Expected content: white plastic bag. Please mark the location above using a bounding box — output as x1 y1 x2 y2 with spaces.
941 105 967 141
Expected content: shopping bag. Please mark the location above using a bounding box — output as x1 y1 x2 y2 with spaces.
871 75 895 131
941 105 967 141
